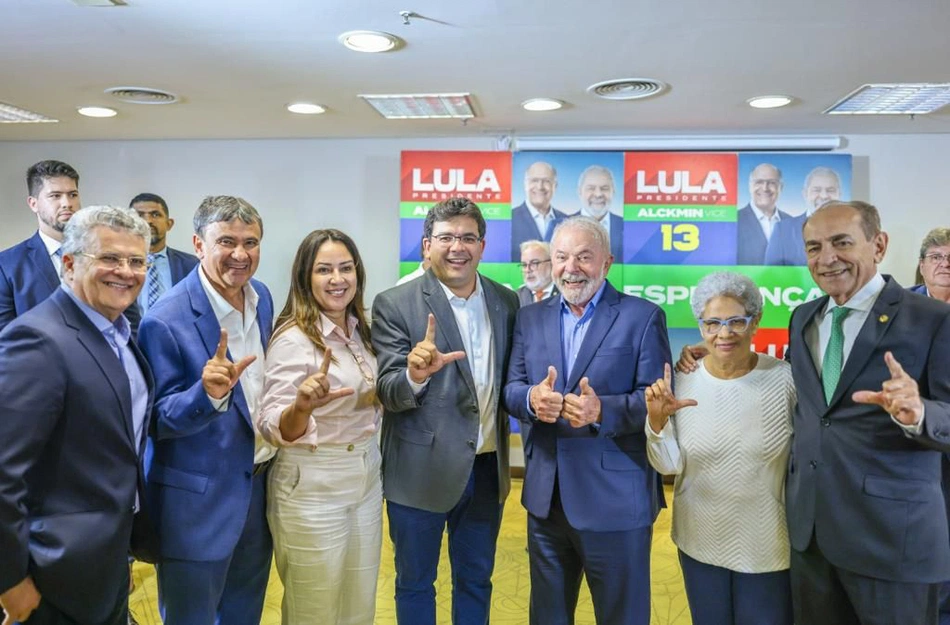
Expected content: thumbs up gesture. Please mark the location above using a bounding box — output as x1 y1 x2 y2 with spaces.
645 363 699 433
529 366 564 423
562 377 602 428
852 351 923 426
203 329 257 400
293 347 357 414
407 313 466 384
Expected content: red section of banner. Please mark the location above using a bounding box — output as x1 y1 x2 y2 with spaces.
624 152 738 205
751 328 788 360
400 151 512 203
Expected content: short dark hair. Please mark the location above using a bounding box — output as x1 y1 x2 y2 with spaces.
804 200 882 241
193 195 263 238
27 160 80 197
422 197 486 240
130 192 169 216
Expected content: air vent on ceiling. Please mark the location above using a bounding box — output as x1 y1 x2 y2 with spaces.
105 87 179 105
587 78 668 101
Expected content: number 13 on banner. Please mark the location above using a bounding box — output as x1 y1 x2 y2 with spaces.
660 224 699 251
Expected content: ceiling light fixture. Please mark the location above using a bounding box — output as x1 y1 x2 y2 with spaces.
287 103 327 115
522 98 564 112
359 93 475 119
339 30 403 53
77 106 118 118
513 134 842 152
0 102 58 123
747 95 793 109
824 83 950 115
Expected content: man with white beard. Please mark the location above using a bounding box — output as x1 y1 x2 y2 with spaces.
577 165 623 261
516 240 558 307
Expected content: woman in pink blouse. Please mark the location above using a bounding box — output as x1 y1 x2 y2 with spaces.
258 229 381 625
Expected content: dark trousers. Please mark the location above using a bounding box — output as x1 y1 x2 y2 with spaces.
156 471 272 625
387 452 502 625
791 536 939 625
23 569 129 625
527 488 652 625
678 549 792 625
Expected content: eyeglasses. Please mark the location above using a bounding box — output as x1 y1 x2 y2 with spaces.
78 252 150 274
922 252 950 265
430 234 482 246
519 259 551 270
698 315 754 335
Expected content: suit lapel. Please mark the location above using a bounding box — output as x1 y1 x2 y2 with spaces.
27 233 60 293
831 278 901 407
792 295 825 396
421 272 477 399
542 296 564 392
484 280 507 393
566 284 620 391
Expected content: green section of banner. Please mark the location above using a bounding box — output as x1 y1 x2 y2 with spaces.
621 264 820 329
623 204 738 222
400 202 512 220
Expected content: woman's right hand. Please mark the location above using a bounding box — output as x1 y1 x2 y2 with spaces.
292 347 356 415
645 363 698 432
675 343 708 373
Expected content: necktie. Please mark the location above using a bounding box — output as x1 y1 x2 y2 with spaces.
534 289 545 302
53 247 63 259
821 306 850 403
147 254 164 307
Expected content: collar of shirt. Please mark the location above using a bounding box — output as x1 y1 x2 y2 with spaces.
38 230 62 258
60 284 132 345
198 265 260 327
318 311 359 340
437 273 485 304
149 247 168 262
526 202 556 223
750 203 782 224
821 272 886 319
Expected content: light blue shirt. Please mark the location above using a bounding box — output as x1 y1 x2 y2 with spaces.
561 281 608 380
137 247 172 313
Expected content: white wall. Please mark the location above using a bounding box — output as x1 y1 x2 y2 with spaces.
1 133 947 306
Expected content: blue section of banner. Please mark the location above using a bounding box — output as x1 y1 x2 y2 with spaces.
624 221 738 265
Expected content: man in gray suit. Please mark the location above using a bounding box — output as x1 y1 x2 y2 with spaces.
516 239 558 306
785 200 950 624
372 197 519 625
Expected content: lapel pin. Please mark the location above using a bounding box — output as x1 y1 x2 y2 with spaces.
878 314 889 323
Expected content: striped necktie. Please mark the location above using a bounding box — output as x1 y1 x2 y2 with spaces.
821 306 851 403
146 253 164 307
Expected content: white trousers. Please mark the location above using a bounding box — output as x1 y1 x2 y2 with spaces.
267 437 383 625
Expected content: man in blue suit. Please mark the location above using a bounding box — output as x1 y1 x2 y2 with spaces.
130 193 199 315
577 165 623 261
785 201 950 624
138 196 274 625
0 160 81 332
764 167 842 266
736 163 791 265
504 216 671 625
0 206 154 625
511 161 568 260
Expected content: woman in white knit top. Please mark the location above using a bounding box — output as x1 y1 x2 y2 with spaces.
645 271 795 625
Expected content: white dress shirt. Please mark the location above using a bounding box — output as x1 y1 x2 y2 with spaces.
749 203 782 240
527 202 557 239
38 230 64 277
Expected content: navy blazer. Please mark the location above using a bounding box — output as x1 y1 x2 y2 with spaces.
0 289 153 623
0 231 142 334
138 269 273 561
510 202 569 261
504 283 671 531
166 245 199 283
736 204 792 265
785 277 950 582
764 213 808 266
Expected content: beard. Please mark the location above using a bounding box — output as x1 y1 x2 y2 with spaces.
557 269 605 306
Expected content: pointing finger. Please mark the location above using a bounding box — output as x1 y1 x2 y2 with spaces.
884 351 906 379
663 363 672 386
325 387 356 402
442 350 466 364
232 354 257 379
214 329 229 360
853 390 886 407
320 347 333 376
424 313 437 343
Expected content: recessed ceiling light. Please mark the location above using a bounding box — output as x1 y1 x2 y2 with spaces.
522 98 564 112
0 102 58 123
824 83 950 115
359 93 475 119
339 30 403 53
77 106 117 118
747 95 793 109
287 103 327 115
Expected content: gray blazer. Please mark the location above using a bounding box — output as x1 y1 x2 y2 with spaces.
371 270 519 512
516 284 559 308
785 276 950 583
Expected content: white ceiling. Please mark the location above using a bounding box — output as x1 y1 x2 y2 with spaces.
3 0 950 142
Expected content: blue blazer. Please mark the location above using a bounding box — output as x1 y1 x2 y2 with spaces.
0 231 142 334
503 283 671 531
138 269 273 561
607 212 624 261
909 283 928 295
785 277 950 582
167 245 199 283
0 289 154 623
736 204 792 265
764 213 808 266
510 202 569 261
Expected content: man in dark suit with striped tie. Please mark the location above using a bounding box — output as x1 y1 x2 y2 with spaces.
130 193 198 315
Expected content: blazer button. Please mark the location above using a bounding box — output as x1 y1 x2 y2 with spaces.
821 418 830 427
809 460 818 469
467 440 476 449
347 444 355 452
244 470 252 479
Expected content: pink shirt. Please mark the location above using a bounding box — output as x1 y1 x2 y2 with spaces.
258 314 380 448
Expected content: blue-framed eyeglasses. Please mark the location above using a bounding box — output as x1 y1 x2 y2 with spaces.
698 315 754 335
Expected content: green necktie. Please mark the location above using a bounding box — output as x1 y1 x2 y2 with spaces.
821 306 851 403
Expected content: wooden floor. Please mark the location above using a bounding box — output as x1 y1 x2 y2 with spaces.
130 482 691 624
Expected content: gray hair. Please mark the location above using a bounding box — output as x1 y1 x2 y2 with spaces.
803 166 841 190
519 239 550 256
193 195 263 238
551 216 610 256
919 227 950 259
577 164 615 191
690 271 763 319
61 205 150 260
